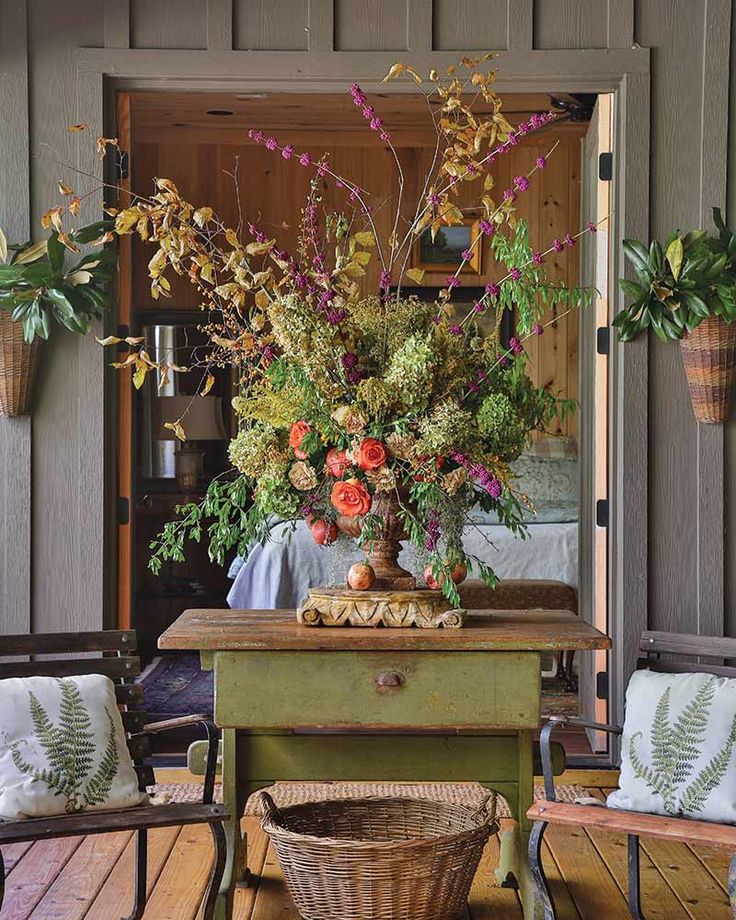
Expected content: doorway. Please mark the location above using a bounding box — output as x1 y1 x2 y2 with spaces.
114 88 616 760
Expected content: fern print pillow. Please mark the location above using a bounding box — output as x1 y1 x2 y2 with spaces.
608 670 736 824
0 674 147 820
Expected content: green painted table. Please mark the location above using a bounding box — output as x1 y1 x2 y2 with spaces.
159 607 610 920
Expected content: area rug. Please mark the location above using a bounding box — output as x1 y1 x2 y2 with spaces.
140 653 579 719
149 781 590 819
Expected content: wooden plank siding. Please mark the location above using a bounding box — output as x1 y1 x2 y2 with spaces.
0 0 734 735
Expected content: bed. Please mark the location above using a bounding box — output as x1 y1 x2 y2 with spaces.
226 517 578 610
227 441 580 610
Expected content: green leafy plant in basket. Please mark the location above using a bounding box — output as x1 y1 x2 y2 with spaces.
614 207 736 423
0 220 114 416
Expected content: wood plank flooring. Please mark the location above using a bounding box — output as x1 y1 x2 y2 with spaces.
1 772 733 920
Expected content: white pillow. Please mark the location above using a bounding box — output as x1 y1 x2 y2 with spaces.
0 674 148 820
608 669 736 824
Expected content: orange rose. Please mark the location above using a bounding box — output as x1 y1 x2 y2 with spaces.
326 447 351 478
331 478 372 517
356 438 387 472
289 420 311 459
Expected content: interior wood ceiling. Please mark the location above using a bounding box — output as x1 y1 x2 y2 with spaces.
130 92 584 147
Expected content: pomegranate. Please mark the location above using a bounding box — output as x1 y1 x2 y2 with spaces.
347 562 375 590
310 520 338 545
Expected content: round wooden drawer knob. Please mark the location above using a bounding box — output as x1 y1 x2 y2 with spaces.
375 671 404 689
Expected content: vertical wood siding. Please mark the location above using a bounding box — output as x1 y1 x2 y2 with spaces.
2 0 734 680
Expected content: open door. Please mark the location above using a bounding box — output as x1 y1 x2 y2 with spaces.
578 95 613 753
116 92 133 629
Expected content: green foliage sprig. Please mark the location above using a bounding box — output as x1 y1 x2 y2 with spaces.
614 207 736 343
0 222 114 343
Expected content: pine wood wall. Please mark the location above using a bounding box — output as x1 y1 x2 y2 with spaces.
131 96 585 435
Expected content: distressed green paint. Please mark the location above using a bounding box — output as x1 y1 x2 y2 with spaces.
187 736 565 780
214 650 541 729
203 645 558 920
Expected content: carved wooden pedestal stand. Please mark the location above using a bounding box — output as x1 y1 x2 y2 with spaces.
297 587 466 628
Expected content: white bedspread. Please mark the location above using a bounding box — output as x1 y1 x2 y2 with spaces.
227 520 578 610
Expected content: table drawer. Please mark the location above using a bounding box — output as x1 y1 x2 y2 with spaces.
214 650 541 729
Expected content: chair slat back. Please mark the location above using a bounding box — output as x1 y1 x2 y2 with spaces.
0 630 150 789
639 630 736 679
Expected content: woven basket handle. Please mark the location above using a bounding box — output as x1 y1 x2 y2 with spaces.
471 791 497 825
257 790 282 826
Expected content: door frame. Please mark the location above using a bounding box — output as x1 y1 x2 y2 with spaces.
80 47 650 755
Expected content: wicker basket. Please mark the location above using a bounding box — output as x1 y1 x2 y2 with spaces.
0 310 40 417
258 792 498 920
680 314 736 423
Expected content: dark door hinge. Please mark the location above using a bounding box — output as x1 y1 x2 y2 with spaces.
117 496 130 526
596 498 609 528
596 670 609 700
599 151 613 182
596 325 610 355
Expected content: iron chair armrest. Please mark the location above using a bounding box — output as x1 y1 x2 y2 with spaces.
133 714 219 805
539 716 623 801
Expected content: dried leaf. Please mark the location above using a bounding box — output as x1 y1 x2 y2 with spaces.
254 290 270 309
193 207 214 228
15 240 48 264
125 336 145 345
405 267 425 284
69 197 81 216
0 227 7 264
58 181 73 197
96 335 122 346
354 230 375 247
200 372 215 396
245 239 275 256
164 420 186 441
352 250 372 266
404 65 423 86
66 270 92 285
68 123 89 132
96 136 119 159
382 63 405 82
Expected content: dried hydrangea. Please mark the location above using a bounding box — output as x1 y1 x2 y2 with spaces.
288 460 318 491
383 334 435 412
442 466 467 496
228 425 278 479
417 400 474 456
386 431 419 461
331 404 367 434
477 391 527 460
365 464 396 492
356 376 392 417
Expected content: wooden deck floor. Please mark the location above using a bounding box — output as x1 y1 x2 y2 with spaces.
1 771 733 920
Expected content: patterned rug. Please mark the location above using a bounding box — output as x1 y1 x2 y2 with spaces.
150 781 590 819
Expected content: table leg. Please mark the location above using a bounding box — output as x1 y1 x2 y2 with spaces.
493 730 540 920
215 729 247 920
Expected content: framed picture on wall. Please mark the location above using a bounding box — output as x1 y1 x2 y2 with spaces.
411 217 482 274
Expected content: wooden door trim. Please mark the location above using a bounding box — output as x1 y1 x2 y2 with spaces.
80 50 650 740
116 91 133 629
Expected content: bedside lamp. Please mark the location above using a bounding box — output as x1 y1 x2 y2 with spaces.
153 395 226 491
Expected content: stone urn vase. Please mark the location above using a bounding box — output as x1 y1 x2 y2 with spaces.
335 490 416 590
0 311 40 417
680 314 736 423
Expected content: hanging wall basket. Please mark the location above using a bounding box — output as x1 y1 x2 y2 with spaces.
680 314 736 424
0 311 40 417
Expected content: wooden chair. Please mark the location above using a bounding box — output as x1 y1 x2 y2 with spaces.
0 630 228 920
527 631 736 919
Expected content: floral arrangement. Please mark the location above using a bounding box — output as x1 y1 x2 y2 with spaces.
51 56 598 605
